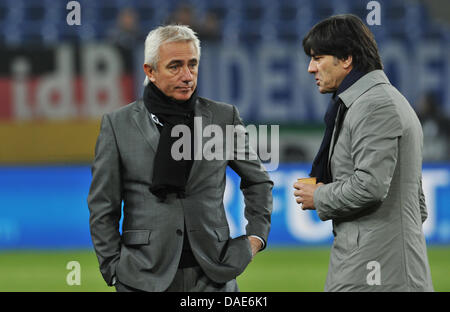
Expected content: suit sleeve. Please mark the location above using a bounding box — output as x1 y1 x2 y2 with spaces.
87 114 122 286
227 106 273 249
314 99 402 221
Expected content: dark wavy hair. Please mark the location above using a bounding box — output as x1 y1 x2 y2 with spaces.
302 14 383 72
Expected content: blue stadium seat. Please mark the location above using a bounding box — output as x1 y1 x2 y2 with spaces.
0 0 24 44
19 22 46 45
0 0 446 47
236 0 277 42
56 27 81 43
204 0 236 24
274 0 314 42
403 2 431 42
206 0 240 43
310 0 336 22
2 24 22 46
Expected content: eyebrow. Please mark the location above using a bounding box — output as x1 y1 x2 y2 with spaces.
167 58 198 66
309 50 325 58
167 60 182 67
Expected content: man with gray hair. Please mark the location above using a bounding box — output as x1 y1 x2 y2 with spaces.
88 25 273 292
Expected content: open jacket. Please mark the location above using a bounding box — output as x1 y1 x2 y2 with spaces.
87 97 273 291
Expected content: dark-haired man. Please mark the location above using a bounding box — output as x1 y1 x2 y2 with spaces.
293 14 433 291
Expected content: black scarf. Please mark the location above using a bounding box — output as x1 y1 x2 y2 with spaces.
143 82 197 201
310 69 366 183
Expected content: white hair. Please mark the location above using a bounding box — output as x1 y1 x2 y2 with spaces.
143 25 201 86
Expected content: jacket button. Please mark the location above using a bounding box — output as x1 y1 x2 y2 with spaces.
176 229 183 236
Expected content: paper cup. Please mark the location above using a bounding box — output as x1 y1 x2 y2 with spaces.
297 177 317 184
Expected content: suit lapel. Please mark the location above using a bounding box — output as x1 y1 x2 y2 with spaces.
132 100 159 153
187 98 212 183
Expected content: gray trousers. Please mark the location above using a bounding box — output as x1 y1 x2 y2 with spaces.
115 266 239 292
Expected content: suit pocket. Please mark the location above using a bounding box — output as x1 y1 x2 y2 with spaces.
122 230 151 246
219 235 252 275
214 226 230 242
333 222 359 256
342 222 359 254
347 224 359 253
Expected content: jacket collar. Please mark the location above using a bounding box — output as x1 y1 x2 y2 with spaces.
131 97 212 186
338 70 390 108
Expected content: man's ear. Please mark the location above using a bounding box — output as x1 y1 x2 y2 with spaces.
342 55 353 70
143 64 156 82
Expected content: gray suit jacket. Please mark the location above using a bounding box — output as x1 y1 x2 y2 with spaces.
87 97 273 291
314 70 433 291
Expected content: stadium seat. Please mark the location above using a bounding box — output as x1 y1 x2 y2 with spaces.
274 0 314 42
0 0 447 47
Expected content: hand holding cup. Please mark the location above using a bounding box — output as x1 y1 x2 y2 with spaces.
293 177 323 210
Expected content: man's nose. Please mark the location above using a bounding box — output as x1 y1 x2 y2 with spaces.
308 58 317 73
180 66 193 81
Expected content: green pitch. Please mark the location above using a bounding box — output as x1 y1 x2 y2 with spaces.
0 247 449 292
